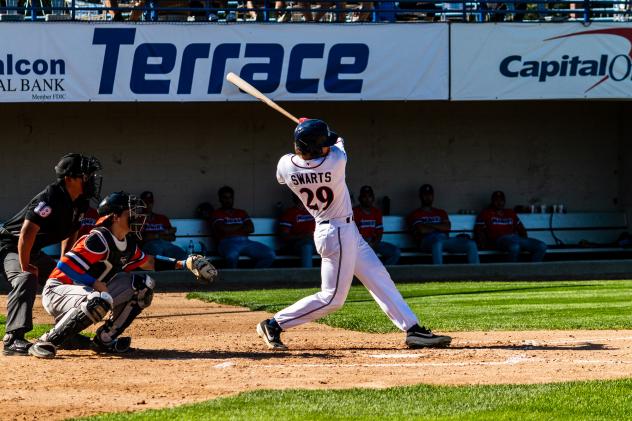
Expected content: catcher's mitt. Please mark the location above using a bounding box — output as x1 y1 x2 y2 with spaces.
185 254 218 284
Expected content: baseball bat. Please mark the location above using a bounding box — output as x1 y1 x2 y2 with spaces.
226 72 300 124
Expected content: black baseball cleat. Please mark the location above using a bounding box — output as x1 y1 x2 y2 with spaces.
92 335 132 354
405 325 452 348
28 341 57 359
2 334 33 356
257 319 288 351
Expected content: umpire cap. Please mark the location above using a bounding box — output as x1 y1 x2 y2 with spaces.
55 153 102 179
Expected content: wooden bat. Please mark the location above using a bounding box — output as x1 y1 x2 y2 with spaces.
226 72 300 124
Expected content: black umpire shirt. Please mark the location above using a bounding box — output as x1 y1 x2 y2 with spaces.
0 181 89 253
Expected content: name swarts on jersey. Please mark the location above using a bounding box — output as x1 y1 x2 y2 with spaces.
290 172 332 185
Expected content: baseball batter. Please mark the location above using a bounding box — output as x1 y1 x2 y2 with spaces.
257 118 452 350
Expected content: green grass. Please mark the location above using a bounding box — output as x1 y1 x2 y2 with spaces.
189 280 632 332
78 379 632 420
0 314 51 339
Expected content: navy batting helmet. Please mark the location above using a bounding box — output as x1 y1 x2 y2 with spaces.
97 191 147 238
293 119 339 156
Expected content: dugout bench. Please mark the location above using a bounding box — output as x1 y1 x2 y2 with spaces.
167 211 631 266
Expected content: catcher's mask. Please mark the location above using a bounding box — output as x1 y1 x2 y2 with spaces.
96 191 148 239
55 153 103 200
293 119 338 158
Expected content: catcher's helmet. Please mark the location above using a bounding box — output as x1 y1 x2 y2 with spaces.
293 119 338 156
97 191 147 238
54 153 103 199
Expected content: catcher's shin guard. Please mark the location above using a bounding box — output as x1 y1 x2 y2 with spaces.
96 275 154 346
44 292 113 346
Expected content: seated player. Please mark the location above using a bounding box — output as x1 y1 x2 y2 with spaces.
278 194 316 268
77 205 99 237
474 190 547 262
210 186 276 268
27 192 216 359
407 184 479 265
353 185 400 265
139 190 187 260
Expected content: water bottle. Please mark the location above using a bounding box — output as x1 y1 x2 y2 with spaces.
188 240 195 256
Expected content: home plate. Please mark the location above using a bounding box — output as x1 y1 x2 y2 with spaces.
213 361 235 369
368 353 424 359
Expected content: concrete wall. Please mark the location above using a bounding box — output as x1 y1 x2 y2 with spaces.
0 101 628 220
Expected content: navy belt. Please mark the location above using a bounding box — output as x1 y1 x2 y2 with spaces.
319 216 353 225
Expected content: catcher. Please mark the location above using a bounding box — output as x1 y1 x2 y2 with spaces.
28 191 217 359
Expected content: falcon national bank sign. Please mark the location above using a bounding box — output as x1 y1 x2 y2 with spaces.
451 23 632 100
0 23 448 102
0 54 67 100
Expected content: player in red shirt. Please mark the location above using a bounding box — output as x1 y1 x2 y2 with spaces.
353 186 400 265
278 194 316 267
211 186 275 268
407 184 479 265
475 191 546 262
139 191 187 260
77 206 99 238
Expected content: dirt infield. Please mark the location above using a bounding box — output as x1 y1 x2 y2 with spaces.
2 293 632 420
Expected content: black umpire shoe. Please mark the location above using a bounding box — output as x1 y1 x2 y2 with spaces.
2 333 33 356
257 319 288 351
405 325 452 348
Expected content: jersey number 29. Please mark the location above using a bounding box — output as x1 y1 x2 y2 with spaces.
299 187 334 211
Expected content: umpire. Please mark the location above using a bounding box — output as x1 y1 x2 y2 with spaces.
1 153 102 356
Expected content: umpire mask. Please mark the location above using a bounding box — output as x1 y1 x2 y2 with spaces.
55 153 103 200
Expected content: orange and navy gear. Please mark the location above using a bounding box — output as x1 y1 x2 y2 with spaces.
49 227 148 286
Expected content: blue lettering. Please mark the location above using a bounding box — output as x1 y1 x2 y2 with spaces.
499 55 521 77
32 59 47 75
208 43 240 94
15 59 29 75
324 44 368 94
130 43 177 94
240 44 283 93
287 44 324 94
93 28 136 95
608 54 631 82
178 43 210 95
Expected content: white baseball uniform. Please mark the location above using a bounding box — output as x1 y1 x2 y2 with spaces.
273 139 419 330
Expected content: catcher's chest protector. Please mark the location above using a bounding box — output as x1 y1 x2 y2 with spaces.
87 227 141 282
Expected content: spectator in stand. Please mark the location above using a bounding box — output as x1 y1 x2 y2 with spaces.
474 190 547 262
210 186 275 268
353 186 400 265
139 191 187 260
77 206 99 238
278 194 316 268
407 184 479 265
313 0 347 21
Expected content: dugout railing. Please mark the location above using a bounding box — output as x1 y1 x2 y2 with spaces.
0 0 630 23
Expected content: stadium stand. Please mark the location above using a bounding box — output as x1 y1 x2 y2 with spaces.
0 0 630 22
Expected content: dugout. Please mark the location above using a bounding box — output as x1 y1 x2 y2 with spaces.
0 100 631 225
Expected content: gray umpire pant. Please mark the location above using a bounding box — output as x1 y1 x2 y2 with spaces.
2 249 56 335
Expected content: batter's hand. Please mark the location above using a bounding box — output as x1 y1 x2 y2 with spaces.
185 254 218 284
298 117 309 123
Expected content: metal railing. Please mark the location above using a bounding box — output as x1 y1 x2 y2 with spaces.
0 0 629 23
